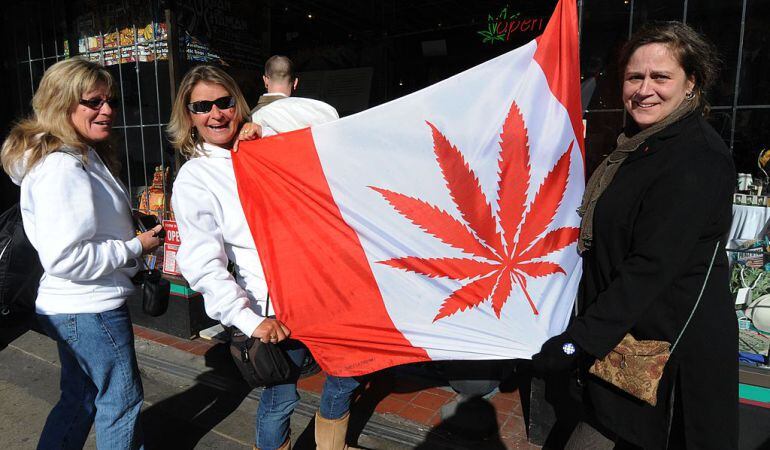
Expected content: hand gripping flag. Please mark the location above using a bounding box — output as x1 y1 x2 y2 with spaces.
233 0 584 376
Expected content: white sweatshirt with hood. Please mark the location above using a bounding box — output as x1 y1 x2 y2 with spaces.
171 142 271 337
11 147 143 315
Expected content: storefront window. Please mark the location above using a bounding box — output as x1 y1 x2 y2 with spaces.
632 0 684 27
5 0 770 179
705 107 734 143
584 110 624 175
688 0 743 107
10 2 68 118
734 109 770 175
737 0 770 106
73 1 174 216
580 0 630 111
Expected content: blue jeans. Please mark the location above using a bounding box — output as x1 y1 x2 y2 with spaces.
255 340 359 450
36 305 144 450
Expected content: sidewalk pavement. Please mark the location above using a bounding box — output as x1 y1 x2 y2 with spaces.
0 323 539 449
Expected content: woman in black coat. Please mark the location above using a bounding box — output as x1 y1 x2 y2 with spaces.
532 22 737 449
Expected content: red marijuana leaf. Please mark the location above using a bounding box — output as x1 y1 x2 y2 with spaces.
371 101 577 321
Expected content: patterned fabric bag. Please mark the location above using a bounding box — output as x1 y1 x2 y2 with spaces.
588 242 720 406
589 334 670 405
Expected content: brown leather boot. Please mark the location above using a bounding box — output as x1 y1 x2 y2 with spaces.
314 412 359 450
253 436 291 450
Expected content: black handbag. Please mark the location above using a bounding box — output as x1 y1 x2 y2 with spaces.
134 268 170 317
131 211 169 317
0 204 43 327
228 295 292 388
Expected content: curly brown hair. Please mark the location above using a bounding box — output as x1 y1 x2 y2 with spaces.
619 21 720 107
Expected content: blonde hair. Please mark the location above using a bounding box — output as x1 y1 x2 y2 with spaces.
167 65 250 158
1 57 119 177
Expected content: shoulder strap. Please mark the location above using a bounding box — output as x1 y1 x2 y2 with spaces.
670 241 721 352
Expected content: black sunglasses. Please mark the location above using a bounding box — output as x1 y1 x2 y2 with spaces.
187 96 236 114
79 97 120 110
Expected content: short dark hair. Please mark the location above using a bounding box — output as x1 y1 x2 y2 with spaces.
619 21 720 106
264 55 295 83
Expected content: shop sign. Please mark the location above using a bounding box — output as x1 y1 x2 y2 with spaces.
478 7 545 44
162 220 181 276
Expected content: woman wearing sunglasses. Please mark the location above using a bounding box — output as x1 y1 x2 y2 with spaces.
169 65 359 450
1 57 162 449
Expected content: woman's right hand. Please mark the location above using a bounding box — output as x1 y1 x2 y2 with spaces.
251 318 291 343
137 225 163 254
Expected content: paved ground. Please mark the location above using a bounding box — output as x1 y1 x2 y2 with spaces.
131 324 538 449
0 325 532 449
0 327 411 449
4 323 768 449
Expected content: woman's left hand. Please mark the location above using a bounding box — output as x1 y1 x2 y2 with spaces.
137 225 164 254
531 331 582 374
233 122 262 152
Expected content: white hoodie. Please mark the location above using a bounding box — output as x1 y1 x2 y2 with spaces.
171 143 270 337
13 147 143 314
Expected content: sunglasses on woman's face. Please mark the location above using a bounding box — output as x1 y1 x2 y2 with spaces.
186 96 236 114
79 97 119 110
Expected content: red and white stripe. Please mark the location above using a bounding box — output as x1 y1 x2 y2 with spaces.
233 0 583 376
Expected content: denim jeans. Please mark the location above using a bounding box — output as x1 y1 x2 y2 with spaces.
255 340 359 450
36 304 144 450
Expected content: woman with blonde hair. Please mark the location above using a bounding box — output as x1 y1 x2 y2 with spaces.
169 64 359 450
1 57 161 449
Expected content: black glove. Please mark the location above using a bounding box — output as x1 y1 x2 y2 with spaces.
531 332 581 374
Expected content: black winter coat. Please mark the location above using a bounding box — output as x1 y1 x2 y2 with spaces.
568 111 738 449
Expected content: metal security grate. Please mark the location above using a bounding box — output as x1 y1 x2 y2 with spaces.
12 0 174 219
8 0 770 183
578 0 770 162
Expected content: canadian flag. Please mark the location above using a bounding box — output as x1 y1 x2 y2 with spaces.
234 0 584 376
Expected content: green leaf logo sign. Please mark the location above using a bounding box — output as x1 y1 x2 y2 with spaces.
478 7 544 45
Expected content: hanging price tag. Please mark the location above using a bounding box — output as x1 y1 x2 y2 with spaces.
736 287 751 307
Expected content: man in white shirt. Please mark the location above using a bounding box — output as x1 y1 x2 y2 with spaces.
249 55 297 115
250 55 339 132
247 55 352 450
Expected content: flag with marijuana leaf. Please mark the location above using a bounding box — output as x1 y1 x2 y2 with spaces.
233 0 584 376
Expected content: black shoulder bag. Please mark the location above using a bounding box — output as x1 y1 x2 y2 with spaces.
0 204 43 327
131 211 170 317
228 294 292 388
